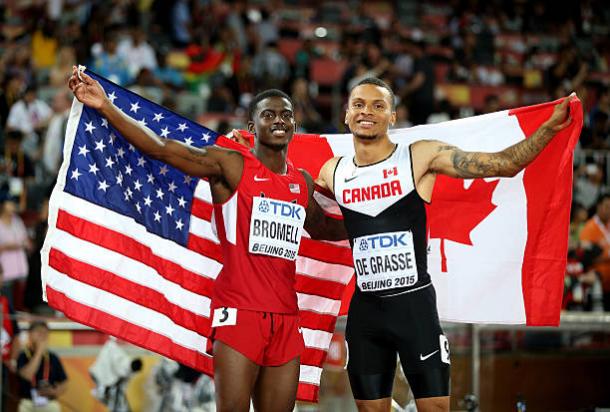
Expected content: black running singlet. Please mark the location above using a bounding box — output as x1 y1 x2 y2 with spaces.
334 144 431 296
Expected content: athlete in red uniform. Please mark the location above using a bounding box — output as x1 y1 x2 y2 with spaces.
69 68 346 412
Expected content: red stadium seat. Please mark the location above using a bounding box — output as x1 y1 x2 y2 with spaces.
310 58 347 87
278 38 303 64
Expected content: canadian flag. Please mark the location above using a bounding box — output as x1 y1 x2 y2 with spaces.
287 97 582 326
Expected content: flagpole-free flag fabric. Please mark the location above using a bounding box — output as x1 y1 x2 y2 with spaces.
42 71 580 402
286 98 582 327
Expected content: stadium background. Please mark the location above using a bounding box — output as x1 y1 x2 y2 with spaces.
0 0 609 411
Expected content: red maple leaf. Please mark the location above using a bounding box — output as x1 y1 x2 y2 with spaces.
425 176 499 272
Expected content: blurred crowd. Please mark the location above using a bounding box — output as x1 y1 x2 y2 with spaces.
0 0 609 318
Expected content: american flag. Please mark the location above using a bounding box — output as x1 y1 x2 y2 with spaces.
41 71 354 402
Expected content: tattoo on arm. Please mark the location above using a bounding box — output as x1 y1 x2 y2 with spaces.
437 125 555 178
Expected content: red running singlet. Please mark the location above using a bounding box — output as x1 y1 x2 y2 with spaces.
211 152 309 314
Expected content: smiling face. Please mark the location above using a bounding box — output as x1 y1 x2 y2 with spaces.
248 96 296 150
345 84 396 141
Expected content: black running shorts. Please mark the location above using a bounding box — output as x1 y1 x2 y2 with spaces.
345 284 451 400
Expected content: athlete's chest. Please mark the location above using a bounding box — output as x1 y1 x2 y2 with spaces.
335 150 415 217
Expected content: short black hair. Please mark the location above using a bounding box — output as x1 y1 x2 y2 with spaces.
248 89 293 120
350 77 396 110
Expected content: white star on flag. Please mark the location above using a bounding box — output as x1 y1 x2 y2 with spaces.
70 169 81 180
160 127 170 138
177 123 188 132
88 163 99 174
107 91 117 103
78 145 89 157
85 121 96 134
175 219 184 230
153 113 164 122
130 101 140 113
98 180 109 192
95 139 106 152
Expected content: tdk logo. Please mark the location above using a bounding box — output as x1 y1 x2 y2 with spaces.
358 239 368 251
363 233 407 249
261 200 302 219
258 200 270 213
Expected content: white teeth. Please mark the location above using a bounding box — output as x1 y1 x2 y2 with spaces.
360 121 374 125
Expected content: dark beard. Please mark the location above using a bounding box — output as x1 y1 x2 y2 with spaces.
353 132 380 141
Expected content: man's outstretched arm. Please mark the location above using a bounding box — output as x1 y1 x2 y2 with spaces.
69 67 239 179
301 169 348 241
417 94 575 179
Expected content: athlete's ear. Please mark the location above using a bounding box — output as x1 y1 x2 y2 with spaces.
247 120 255 135
390 110 397 127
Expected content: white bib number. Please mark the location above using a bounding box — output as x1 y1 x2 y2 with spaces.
212 307 237 327
352 230 419 292
249 196 305 261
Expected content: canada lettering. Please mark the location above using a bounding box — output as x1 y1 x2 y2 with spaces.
252 219 299 244
343 180 402 204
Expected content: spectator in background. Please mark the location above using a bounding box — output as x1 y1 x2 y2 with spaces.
294 39 320 79
128 68 164 104
574 163 604 212
291 78 322 132
31 18 58 72
546 44 588 98
42 90 72 181
0 192 31 310
6 85 52 160
25 196 51 315
581 111 610 150
480 94 501 114
48 46 77 88
171 0 192 48
589 86 610 127
91 32 132 86
579 193 610 311
117 27 158 79
570 202 589 246
400 39 435 125
250 41 289 90
392 103 412 129
0 74 27 135
2 131 36 209
17 321 68 412
1 260 21 411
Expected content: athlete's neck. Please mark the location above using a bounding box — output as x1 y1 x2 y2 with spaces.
352 134 396 166
253 141 288 174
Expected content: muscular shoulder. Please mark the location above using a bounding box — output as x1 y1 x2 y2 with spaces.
317 156 342 192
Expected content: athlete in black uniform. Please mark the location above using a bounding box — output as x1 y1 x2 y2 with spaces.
316 77 574 412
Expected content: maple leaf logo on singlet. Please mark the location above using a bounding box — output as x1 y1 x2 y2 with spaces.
426 176 499 272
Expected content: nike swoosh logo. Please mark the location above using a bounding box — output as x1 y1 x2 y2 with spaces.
419 350 439 361
344 175 359 183
254 176 270 182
